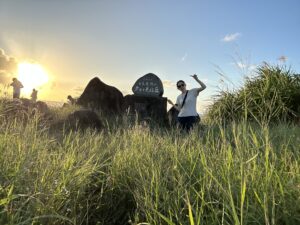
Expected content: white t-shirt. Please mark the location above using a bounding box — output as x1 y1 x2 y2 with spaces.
176 88 199 117
11 81 23 94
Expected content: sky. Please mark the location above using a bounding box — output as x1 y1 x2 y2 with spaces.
0 0 299 113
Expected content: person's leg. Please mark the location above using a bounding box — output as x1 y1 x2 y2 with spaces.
13 93 20 99
185 116 197 132
196 114 201 123
177 117 188 131
178 116 199 132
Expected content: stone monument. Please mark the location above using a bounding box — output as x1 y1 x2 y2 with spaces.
124 73 168 125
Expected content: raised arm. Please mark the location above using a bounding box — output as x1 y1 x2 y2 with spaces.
191 74 206 93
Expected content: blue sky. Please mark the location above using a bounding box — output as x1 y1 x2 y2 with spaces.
0 0 299 112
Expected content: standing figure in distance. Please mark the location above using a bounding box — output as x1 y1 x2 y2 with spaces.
10 78 24 99
31 88 38 103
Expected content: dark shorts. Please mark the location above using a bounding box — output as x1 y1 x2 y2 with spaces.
13 93 20 99
177 115 200 132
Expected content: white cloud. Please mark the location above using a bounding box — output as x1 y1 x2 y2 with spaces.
236 62 247 69
237 62 257 70
232 62 257 71
162 80 175 88
181 53 188 62
0 48 18 84
278 55 288 63
221 33 242 42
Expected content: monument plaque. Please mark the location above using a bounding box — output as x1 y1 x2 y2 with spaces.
132 73 164 97
124 73 168 125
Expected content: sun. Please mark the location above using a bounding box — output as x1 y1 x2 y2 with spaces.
17 62 49 95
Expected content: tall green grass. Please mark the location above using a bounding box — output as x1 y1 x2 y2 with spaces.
207 64 300 124
0 105 299 224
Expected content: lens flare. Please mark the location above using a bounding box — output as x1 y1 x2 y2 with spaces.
17 62 49 95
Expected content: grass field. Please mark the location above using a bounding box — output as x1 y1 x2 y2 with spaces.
0 105 299 224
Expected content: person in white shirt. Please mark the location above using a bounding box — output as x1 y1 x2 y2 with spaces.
167 74 206 132
10 78 24 99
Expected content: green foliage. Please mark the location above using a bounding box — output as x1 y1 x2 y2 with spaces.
0 106 299 224
207 64 300 124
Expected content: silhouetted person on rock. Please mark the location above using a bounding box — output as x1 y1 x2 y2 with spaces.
67 95 76 105
10 78 24 99
167 74 206 132
31 88 38 103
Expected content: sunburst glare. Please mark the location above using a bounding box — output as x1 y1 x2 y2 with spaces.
17 62 49 95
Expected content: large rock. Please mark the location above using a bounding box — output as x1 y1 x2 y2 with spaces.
66 109 103 131
132 73 164 97
124 95 168 125
33 101 50 115
77 77 124 115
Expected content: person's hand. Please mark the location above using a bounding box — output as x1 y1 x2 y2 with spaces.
167 99 174 105
190 74 198 80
